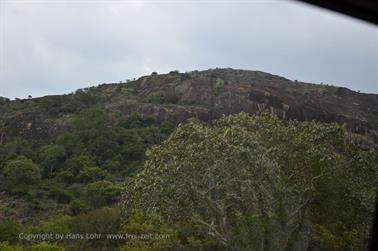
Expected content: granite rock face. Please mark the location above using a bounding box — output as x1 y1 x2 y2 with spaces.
1 68 377 149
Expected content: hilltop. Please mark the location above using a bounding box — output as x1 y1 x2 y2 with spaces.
1 68 377 148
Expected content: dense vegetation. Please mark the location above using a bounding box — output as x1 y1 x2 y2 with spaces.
0 106 173 250
2 69 378 151
0 69 377 251
1 109 376 250
121 113 377 251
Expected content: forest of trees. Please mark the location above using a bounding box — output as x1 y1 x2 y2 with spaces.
0 109 377 250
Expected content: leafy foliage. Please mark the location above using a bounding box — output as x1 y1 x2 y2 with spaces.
86 181 122 208
1 156 42 195
0 242 23 251
68 207 121 250
39 145 66 176
69 199 90 216
0 108 376 250
31 242 65 251
122 113 377 251
0 107 172 250
0 220 22 244
77 166 109 183
30 215 74 235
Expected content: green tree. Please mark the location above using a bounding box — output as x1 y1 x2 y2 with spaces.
118 113 157 129
86 181 122 208
69 199 90 215
39 144 66 176
65 153 95 176
2 156 41 195
55 132 84 156
226 114 378 250
73 107 107 133
77 166 109 183
47 184 74 203
0 139 38 172
120 209 219 251
122 113 377 251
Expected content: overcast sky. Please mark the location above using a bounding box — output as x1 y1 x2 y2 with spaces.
0 0 377 99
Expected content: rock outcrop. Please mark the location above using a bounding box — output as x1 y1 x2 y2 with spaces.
1 68 377 149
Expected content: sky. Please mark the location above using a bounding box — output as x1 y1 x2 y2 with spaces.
0 0 377 99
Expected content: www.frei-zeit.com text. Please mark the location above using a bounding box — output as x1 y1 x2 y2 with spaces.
19 232 171 241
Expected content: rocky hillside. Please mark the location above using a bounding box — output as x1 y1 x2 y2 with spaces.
1 68 377 148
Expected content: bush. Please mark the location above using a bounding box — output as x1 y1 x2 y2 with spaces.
56 170 75 183
161 88 178 104
0 220 22 244
0 242 22 251
31 242 64 251
69 199 90 215
102 160 121 174
48 186 74 203
120 114 157 129
67 183 85 198
213 78 225 95
31 215 73 235
86 181 122 208
77 166 109 183
2 156 41 195
65 154 96 176
180 73 191 80
39 145 66 176
70 207 121 250
169 70 179 75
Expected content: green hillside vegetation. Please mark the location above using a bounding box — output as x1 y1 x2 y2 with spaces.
0 69 377 250
0 111 376 250
0 107 172 250
1 69 377 149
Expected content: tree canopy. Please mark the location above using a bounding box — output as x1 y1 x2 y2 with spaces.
121 113 377 251
1 156 42 195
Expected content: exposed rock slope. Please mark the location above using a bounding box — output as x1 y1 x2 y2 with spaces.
1 68 377 148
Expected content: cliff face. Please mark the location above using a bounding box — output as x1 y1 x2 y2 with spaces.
1 68 377 148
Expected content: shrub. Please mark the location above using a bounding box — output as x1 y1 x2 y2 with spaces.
39 145 66 176
213 78 225 95
77 166 109 183
31 215 73 235
47 185 74 203
65 154 96 176
2 156 41 195
169 70 179 75
70 207 121 250
31 242 64 251
56 170 75 183
180 73 191 80
67 183 85 198
86 181 122 208
0 220 22 244
69 199 90 215
0 242 22 251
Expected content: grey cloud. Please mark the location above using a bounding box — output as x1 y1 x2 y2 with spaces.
0 0 377 99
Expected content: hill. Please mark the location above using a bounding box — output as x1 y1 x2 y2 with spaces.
0 68 377 250
1 68 377 149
